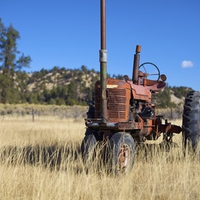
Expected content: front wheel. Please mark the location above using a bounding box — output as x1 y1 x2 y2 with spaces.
108 132 135 175
81 133 98 163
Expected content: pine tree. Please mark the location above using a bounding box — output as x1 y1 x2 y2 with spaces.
0 18 31 103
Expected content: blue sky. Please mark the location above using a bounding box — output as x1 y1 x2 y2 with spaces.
1 0 200 91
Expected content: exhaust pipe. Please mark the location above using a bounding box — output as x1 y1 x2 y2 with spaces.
132 45 141 84
99 0 107 123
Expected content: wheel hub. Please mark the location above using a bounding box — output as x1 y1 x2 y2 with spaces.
117 144 130 172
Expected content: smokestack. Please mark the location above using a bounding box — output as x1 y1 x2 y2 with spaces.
99 0 107 123
132 45 141 84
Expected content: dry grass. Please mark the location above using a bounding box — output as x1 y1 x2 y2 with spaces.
0 117 200 200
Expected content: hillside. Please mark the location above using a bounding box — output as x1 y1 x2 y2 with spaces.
0 66 193 107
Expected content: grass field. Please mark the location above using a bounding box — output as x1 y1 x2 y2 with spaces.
0 116 200 200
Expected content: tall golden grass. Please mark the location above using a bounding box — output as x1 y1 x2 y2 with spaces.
0 116 200 200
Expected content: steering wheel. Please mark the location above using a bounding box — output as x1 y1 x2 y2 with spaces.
139 62 160 81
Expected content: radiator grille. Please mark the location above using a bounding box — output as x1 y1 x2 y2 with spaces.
108 89 126 120
95 87 128 121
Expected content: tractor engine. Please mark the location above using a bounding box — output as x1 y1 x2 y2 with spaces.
94 77 154 123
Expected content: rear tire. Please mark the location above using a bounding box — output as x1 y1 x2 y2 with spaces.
182 91 200 152
108 132 135 175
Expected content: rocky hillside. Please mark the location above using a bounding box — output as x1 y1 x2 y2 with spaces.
0 65 193 107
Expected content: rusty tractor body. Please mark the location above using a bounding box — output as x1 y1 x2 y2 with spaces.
81 0 182 174
86 47 181 143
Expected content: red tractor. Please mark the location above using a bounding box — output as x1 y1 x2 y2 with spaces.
81 0 182 174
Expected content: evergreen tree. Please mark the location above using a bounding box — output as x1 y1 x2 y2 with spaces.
0 18 31 103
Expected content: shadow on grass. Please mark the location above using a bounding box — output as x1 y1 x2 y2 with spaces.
135 141 181 162
0 143 82 170
0 141 183 174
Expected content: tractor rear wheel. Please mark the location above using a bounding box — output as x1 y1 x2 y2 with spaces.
182 91 200 152
108 132 135 175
